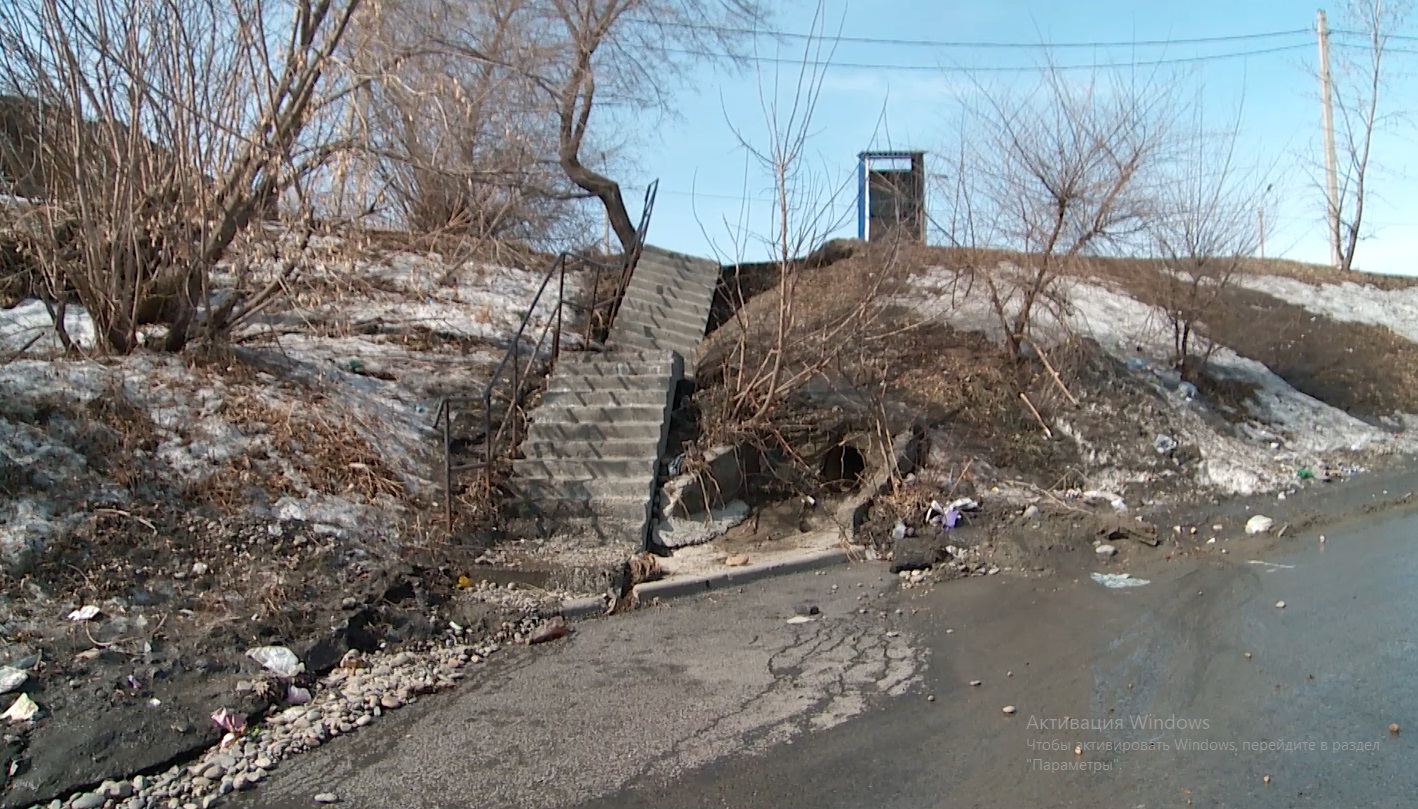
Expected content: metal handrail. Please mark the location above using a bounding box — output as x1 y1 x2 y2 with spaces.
436 180 660 530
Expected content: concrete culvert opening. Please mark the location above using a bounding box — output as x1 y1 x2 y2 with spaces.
821 443 866 491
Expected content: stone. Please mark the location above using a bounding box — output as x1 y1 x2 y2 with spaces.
1002 705 1017 716
1245 515 1274 535
380 694 403 710
103 779 136 799
71 793 105 809
1095 544 1118 558
891 534 947 573
314 793 339 804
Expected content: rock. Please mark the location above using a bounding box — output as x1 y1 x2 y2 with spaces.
1245 515 1275 535
0 666 26 694
379 694 402 710
1390 723 1401 735
795 602 820 617
527 616 569 645
253 757 273 770
1275 601 1286 609
1095 544 1118 558
1002 705 1017 716
1022 505 1040 520
891 535 946 573
102 780 135 799
724 554 750 567
201 763 225 780
71 794 106 809
969 680 982 687
314 793 339 804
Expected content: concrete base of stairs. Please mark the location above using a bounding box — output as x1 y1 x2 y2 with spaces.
558 531 861 618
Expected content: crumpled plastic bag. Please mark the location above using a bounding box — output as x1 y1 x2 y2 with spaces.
246 646 305 678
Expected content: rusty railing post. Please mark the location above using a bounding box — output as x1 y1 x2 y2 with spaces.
441 399 452 532
553 255 564 361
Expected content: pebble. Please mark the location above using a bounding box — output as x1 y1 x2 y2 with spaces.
1095 544 1117 558
1275 601 1286 609
380 694 403 710
71 793 105 809
969 680 982 687
314 793 339 804
1002 705 1017 715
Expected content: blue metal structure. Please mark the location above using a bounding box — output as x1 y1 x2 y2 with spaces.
856 150 926 243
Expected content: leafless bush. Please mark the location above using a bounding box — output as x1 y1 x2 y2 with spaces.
946 66 1180 359
337 0 587 248
0 0 363 354
1147 110 1272 373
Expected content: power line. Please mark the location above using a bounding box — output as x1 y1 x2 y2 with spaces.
647 43 1313 73
636 19 1313 50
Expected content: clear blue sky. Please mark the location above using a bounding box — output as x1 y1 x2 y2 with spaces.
618 0 1418 275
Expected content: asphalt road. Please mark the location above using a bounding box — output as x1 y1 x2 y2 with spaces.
245 502 1418 809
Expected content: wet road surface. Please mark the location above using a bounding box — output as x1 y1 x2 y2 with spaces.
245 501 1418 809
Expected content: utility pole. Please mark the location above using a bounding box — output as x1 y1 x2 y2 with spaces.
1317 9 1343 268
1257 206 1266 259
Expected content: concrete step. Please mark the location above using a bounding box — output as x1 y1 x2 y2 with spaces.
513 457 658 479
536 388 669 409
523 421 665 442
640 246 720 273
507 476 655 502
627 266 718 294
612 305 709 341
613 333 700 356
558 348 675 365
546 358 677 377
625 279 717 308
521 437 663 459
544 373 674 394
617 294 714 325
531 404 668 424
504 504 649 535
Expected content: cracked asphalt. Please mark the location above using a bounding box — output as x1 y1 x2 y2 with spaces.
239 567 925 809
241 500 1418 809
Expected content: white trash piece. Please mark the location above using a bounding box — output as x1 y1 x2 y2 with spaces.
246 646 305 678
2 694 39 723
66 605 100 622
0 667 26 695
1090 572 1151 589
1245 515 1275 535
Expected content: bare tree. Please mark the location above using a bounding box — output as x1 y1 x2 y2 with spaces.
1149 109 1272 373
1325 0 1413 272
698 2 912 443
948 66 1180 359
341 0 588 245
0 0 362 353
524 0 769 252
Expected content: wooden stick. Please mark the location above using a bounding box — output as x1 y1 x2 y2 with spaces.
1020 392 1053 438
1026 338 1080 407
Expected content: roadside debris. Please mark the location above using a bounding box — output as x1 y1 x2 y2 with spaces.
286 685 312 705
2 693 40 722
210 707 245 735
247 646 306 678
1082 491 1127 512
1390 723 1401 735
1154 434 1178 454
1090 572 1150 589
786 616 814 625
1098 518 1161 547
1095 544 1118 558
66 605 100 622
528 616 570 645
1246 515 1275 535
724 554 750 567
0 666 28 694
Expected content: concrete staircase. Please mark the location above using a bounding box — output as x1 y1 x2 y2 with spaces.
507 245 721 579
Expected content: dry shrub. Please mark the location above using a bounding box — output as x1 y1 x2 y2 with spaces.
190 392 406 511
